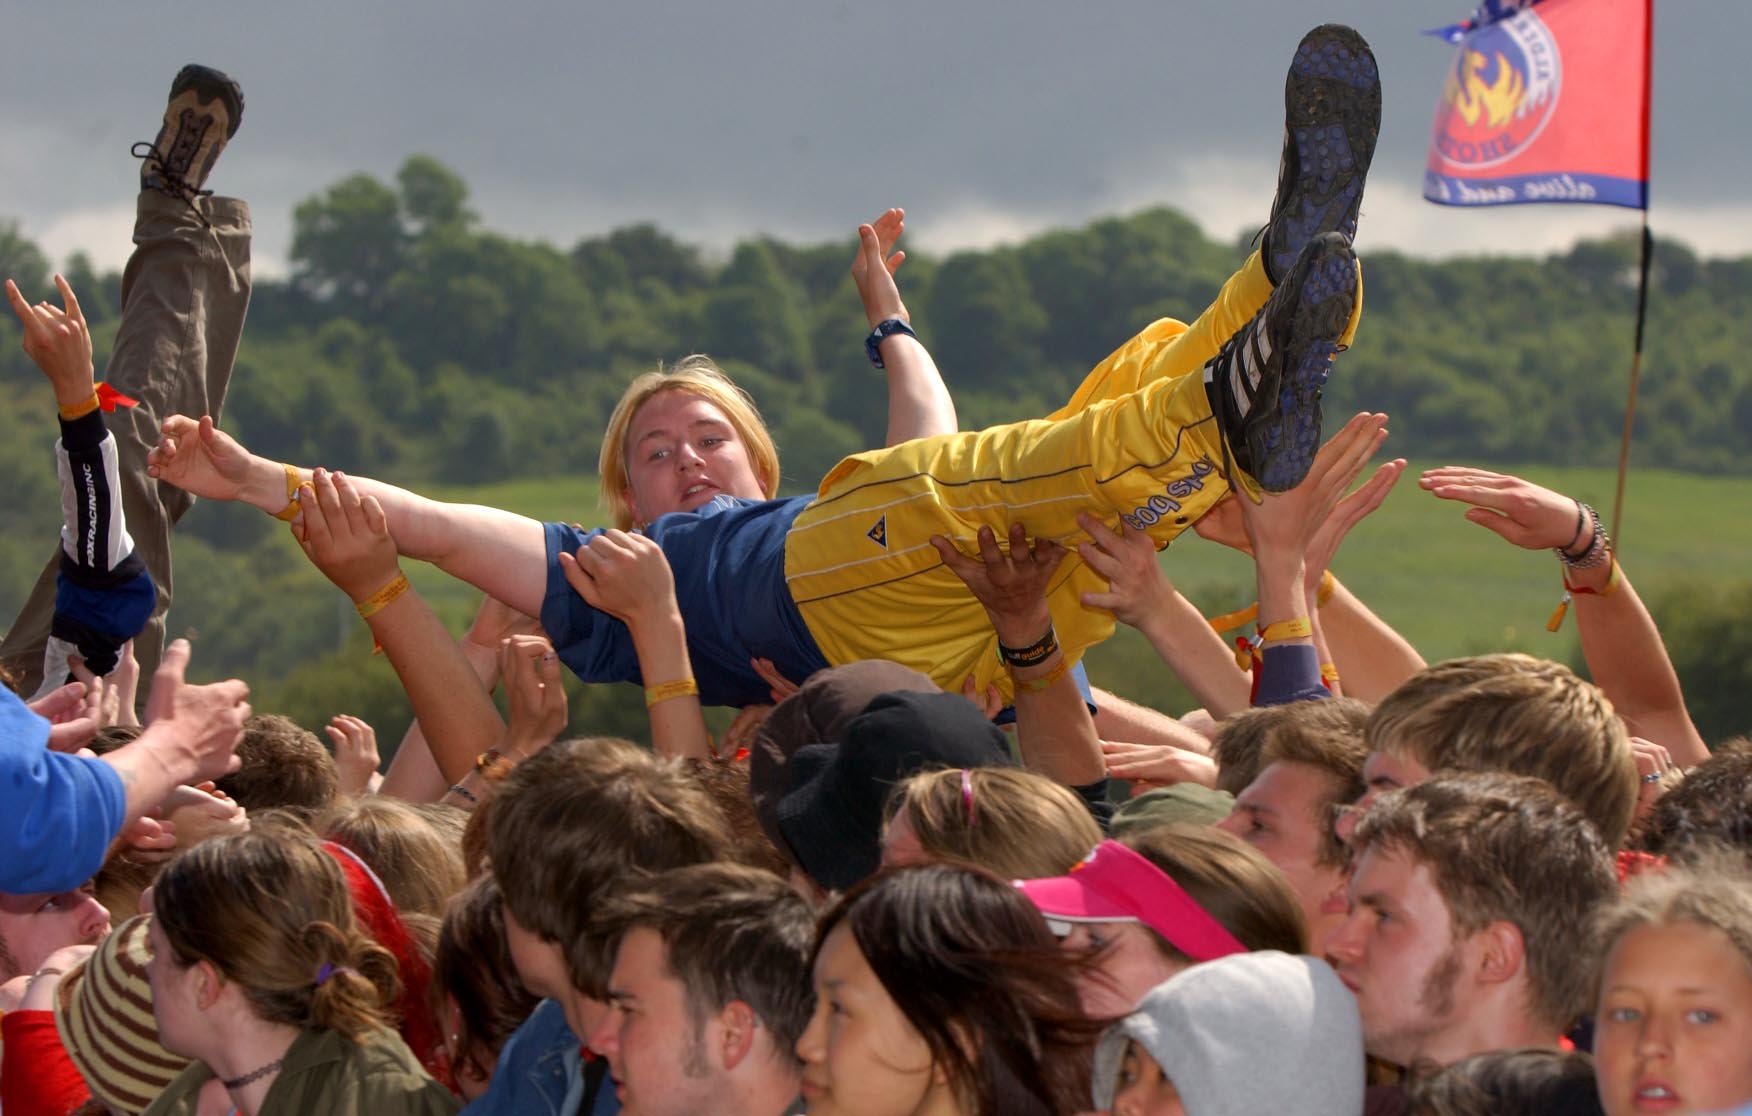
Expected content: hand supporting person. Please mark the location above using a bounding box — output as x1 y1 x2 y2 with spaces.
326 714 383 797
1421 465 1709 767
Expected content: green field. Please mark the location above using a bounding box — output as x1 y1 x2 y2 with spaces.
406 460 1748 703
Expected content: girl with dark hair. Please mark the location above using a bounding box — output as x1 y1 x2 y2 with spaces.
429 876 539 1103
142 832 457 1115
796 862 1098 1116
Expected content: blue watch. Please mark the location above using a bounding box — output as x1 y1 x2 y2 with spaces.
864 317 917 369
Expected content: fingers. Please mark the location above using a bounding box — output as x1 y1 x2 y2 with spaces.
1423 481 1519 510
53 273 84 324
978 525 1010 569
361 494 388 536
929 533 977 576
751 657 800 699
330 470 368 535
557 550 600 608
4 278 38 330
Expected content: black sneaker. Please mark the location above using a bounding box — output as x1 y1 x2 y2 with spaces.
1211 231 1356 493
1261 25 1379 285
133 65 244 202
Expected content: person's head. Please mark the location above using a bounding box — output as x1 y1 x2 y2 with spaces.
1327 772 1618 1068
585 864 815 1116
54 915 191 1116
776 690 1015 893
678 756 795 879
1211 697 1369 796
599 356 780 529
430 875 540 1103
1092 952 1365 1116
1218 700 1369 939
1356 654 1637 849
880 766 1101 879
1591 850 1752 1116
0 884 110 980
319 795 467 948
1019 827 1307 1019
214 713 339 816
798 863 1096 1116
147 832 400 1061
1640 743 1752 858
486 737 732 1028
1405 1048 1604 1116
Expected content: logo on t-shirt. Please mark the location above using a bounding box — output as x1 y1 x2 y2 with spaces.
866 515 888 549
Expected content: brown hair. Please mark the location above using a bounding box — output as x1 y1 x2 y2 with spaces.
430 875 539 1087
1121 823 1309 958
884 767 1101 879
678 757 794 878
817 864 1100 1115
319 796 467 962
1405 1048 1602 1116
486 737 734 990
1592 846 1752 991
1214 698 1369 796
1355 772 1618 1032
588 863 816 1056
598 356 781 529
1256 700 1371 870
215 714 339 817
1641 743 1752 857
153 832 399 1043
1366 655 1637 849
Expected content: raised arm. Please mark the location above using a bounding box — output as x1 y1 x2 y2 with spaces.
146 414 549 616
1421 465 1709 767
851 208 958 445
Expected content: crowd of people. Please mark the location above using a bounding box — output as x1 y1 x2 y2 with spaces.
2 24 1750 1116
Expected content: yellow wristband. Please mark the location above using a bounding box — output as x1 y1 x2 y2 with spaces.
1317 570 1337 607
355 572 411 619
272 463 303 522
645 678 699 708
1320 662 1341 684
58 392 101 421
1010 653 1074 695
1258 617 1313 643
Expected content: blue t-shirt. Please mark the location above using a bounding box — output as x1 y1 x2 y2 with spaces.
0 686 127 893
540 495 830 708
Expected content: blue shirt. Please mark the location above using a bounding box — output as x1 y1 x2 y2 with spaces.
0 686 127 893
540 495 829 708
461 999 619 1116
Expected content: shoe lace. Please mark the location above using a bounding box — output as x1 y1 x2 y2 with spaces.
130 141 214 227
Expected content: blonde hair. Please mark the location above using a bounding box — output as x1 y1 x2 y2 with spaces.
154 833 400 1044
318 797 467 963
1593 846 1752 990
886 767 1102 879
598 355 781 529
1366 654 1637 849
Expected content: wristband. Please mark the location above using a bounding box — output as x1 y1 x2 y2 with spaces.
864 317 917 370
473 749 503 775
1316 570 1337 607
58 392 101 421
1547 554 1622 632
31 966 66 980
645 678 700 708
355 572 411 619
1257 617 1313 643
1010 653 1074 694
272 463 304 522
998 624 1059 669
445 783 479 804
1320 663 1341 685
1556 503 1610 570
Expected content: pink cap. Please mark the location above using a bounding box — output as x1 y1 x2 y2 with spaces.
1016 839 1248 963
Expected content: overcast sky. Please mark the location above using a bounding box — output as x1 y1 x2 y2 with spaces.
3 0 1747 279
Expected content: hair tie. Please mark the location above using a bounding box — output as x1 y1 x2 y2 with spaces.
315 962 354 986
961 769 977 827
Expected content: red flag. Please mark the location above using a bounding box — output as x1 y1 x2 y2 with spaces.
1424 0 1651 209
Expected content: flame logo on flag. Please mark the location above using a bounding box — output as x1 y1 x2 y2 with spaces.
1431 9 1562 169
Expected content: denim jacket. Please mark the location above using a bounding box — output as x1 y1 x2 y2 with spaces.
461 1000 619 1116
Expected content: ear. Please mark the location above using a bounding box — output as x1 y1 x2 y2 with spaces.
716 1000 759 1071
621 486 643 528
1474 919 1527 988
194 960 225 1011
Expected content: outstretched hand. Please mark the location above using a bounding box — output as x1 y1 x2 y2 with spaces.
141 638 251 784
326 714 382 797
851 207 909 328
292 469 401 602
5 275 95 405
931 523 1067 645
146 414 254 502
1419 466 1585 551
1076 512 1174 630
1238 412 1390 564
500 634 569 757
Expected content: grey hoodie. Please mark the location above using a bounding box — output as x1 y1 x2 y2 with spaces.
1092 951 1366 1116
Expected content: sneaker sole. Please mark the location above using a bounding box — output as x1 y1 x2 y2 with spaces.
1248 237 1357 492
1267 26 1380 281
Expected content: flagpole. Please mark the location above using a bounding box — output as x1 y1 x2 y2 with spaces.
1607 0 1656 552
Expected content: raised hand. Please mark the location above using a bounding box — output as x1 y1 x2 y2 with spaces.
146 414 255 502
930 523 1067 646
1303 458 1405 593
557 529 679 634
326 714 382 797
5 275 95 407
292 469 401 602
851 207 909 328
1419 466 1586 551
500 634 569 757
29 680 102 753
1238 412 1389 563
464 594 542 651
1101 739 1219 792
141 638 251 784
751 657 800 704
1076 512 1175 629
160 782 249 848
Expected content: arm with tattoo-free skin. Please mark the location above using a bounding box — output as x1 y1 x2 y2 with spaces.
1421 466 1708 767
851 208 958 446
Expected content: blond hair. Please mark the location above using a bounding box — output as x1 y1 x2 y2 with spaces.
319 797 467 963
885 767 1102 879
598 355 781 529
1593 846 1752 990
1366 654 1637 848
154 833 400 1044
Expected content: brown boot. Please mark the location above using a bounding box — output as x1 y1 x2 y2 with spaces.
133 64 244 202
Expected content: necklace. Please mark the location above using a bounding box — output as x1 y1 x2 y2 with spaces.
220 1057 284 1090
